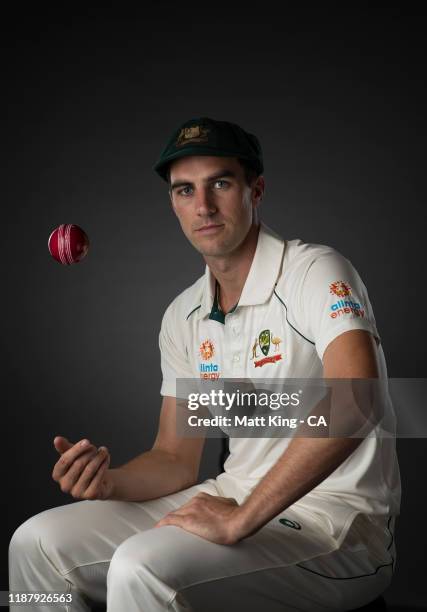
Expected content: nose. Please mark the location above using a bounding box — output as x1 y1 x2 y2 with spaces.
195 186 217 217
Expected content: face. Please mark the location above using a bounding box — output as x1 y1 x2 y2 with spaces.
168 156 264 258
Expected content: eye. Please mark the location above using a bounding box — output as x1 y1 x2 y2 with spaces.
213 179 229 189
177 186 193 196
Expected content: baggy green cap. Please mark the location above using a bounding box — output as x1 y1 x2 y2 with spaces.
153 116 264 182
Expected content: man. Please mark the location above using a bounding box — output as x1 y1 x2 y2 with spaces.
9 117 401 611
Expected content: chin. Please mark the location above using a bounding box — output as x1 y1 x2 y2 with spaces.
200 242 236 258
199 248 225 257
188 228 240 257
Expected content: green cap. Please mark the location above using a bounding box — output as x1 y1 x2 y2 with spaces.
153 116 264 182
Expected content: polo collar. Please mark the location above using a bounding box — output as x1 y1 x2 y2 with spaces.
196 221 286 321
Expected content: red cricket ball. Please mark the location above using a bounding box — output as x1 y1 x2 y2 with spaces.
48 224 90 265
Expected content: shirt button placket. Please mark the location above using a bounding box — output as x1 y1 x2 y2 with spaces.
227 314 244 375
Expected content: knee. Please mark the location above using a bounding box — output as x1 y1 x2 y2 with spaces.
107 534 151 583
106 537 147 597
9 515 41 561
9 509 73 573
106 531 182 608
107 527 182 589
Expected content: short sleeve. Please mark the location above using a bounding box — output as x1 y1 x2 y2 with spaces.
299 251 381 361
159 303 194 397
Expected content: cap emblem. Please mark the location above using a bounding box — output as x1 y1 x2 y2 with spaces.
176 125 210 146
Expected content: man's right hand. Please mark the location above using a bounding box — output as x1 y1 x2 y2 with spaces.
52 436 114 501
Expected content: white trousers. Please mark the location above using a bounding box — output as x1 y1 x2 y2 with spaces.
9 477 396 612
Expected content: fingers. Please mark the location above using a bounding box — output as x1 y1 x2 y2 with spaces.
156 512 188 529
70 448 110 499
55 448 98 493
161 494 236 525
158 497 205 525
164 493 209 516
80 451 111 500
52 439 97 481
53 436 73 454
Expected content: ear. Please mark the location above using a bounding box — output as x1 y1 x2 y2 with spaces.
252 175 265 209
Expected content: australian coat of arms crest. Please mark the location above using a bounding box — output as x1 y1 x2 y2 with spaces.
251 329 283 368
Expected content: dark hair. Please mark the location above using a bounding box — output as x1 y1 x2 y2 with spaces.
237 158 260 187
166 157 260 188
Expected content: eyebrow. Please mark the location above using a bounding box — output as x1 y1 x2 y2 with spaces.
170 170 237 192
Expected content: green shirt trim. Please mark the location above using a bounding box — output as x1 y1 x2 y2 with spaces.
208 280 238 324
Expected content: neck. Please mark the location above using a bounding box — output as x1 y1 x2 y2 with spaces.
204 222 261 313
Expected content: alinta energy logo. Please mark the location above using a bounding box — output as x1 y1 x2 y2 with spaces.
199 339 220 380
329 281 365 319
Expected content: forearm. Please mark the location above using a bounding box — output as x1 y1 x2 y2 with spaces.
231 436 362 541
107 448 195 502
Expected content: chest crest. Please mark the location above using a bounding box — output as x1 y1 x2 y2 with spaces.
250 329 283 367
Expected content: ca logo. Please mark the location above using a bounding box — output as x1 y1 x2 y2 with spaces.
279 518 301 530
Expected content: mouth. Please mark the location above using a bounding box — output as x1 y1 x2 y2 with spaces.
196 224 224 234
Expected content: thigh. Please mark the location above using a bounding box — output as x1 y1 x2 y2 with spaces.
13 478 221 575
179 546 393 612
108 504 338 603
111 506 394 612
10 479 221 605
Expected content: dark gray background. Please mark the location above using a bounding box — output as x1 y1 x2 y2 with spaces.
2 9 426 609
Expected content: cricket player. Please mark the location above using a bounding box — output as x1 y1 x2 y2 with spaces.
9 117 401 611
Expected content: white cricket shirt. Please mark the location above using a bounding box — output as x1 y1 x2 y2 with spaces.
159 222 401 545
